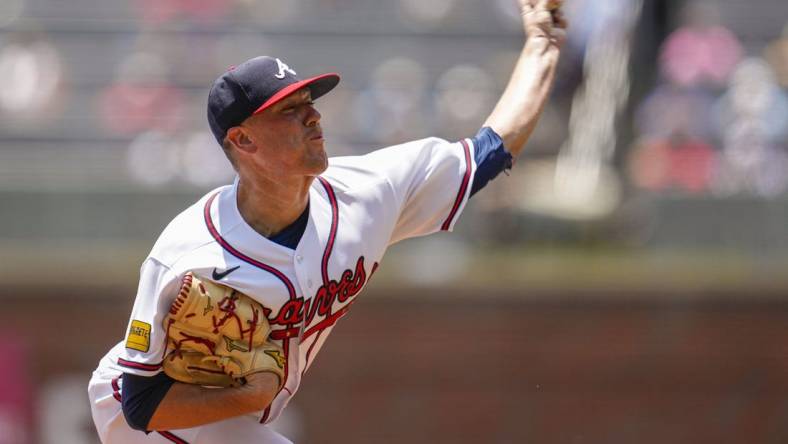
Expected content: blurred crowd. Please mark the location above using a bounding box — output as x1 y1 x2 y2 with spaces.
628 2 788 198
0 0 786 200
0 0 658 191
0 0 548 190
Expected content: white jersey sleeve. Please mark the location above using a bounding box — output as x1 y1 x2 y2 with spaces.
325 136 477 245
115 257 182 376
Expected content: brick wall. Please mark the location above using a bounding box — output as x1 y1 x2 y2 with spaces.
4 289 788 444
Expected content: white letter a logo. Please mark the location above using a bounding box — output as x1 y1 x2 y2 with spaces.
275 58 297 79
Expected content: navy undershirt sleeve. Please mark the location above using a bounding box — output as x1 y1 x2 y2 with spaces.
470 126 513 197
121 372 176 431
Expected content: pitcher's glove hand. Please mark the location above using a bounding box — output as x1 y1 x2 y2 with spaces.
162 272 286 388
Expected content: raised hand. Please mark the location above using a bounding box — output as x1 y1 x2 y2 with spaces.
519 0 568 48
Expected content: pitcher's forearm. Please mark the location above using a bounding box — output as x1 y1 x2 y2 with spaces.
147 372 280 431
483 36 561 157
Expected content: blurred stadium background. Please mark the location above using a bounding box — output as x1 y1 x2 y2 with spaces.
1 0 787 442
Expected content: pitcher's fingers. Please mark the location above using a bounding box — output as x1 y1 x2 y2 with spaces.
519 0 537 12
547 0 563 11
552 9 568 28
535 0 551 11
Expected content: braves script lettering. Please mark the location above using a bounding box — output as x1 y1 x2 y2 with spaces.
270 256 367 327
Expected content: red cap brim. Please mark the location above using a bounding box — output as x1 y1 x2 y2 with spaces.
253 73 340 115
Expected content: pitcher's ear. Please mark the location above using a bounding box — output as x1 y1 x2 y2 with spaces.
226 127 255 154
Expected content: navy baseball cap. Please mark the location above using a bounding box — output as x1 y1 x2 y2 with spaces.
207 56 340 145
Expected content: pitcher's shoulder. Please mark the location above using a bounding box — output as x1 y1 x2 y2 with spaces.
148 185 232 268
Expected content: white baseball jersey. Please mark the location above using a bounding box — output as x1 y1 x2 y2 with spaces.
89 136 478 443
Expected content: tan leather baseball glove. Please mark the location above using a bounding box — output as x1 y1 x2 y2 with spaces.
162 272 286 388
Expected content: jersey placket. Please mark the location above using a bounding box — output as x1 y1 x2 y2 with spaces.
203 191 303 425
294 177 340 374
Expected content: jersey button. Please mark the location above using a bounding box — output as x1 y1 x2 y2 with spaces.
296 255 303 263
307 279 313 288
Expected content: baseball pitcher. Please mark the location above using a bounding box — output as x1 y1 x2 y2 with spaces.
87 1 567 442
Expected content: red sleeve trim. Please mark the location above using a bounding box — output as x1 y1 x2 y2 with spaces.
117 358 162 372
441 139 472 231
158 431 190 443
111 376 122 402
